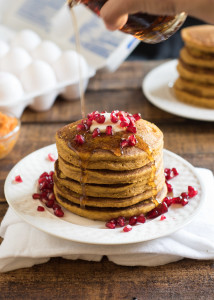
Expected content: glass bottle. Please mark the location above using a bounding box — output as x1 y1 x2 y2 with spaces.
68 0 187 44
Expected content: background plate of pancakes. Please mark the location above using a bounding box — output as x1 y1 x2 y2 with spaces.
4 144 206 245
143 59 214 121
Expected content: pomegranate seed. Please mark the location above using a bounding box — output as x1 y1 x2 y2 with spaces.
38 176 47 184
53 203 61 210
49 171 54 177
40 191 48 199
95 114 105 124
74 134 85 145
128 135 137 146
172 168 179 176
118 111 127 119
137 214 146 223
123 225 132 232
109 219 117 224
14 175 23 183
146 208 159 219
106 125 113 135
92 128 101 138
106 221 116 229
126 126 137 134
54 208 64 217
188 186 198 198
129 216 137 225
37 206 45 212
163 197 173 207
133 113 141 121
181 192 189 199
160 215 166 221
164 167 179 180
110 113 118 123
166 181 173 193
127 116 136 127
32 193 41 200
77 123 85 131
48 153 56 162
39 172 48 178
181 199 189 206
120 118 130 127
157 202 168 214
46 199 54 208
86 118 92 128
116 216 126 227
120 139 129 148
87 111 99 120
172 196 182 205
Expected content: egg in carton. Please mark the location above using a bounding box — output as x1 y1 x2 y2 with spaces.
0 29 95 118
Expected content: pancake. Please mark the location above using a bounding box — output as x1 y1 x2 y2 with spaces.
54 111 167 221
174 25 214 108
181 25 214 53
57 153 163 184
54 185 167 221
177 60 214 84
174 77 214 98
180 47 214 69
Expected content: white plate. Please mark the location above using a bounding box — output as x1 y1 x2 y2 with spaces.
4 144 205 245
142 60 214 121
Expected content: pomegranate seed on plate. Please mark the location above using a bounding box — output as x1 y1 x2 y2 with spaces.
37 206 45 212
106 221 116 229
14 175 23 183
123 225 132 232
48 153 56 162
188 186 198 198
32 193 41 200
54 208 64 217
137 214 146 223
129 216 137 225
116 216 126 227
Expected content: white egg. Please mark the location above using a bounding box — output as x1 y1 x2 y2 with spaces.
31 40 62 64
0 72 24 103
52 50 89 82
0 40 10 58
11 29 41 51
20 60 57 93
0 47 32 76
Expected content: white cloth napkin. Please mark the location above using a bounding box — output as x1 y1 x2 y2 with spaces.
0 168 214 273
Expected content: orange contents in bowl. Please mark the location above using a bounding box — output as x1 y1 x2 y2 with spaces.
0 112 20 159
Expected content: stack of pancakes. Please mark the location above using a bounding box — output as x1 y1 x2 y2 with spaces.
173 25 214 108
54 113 167 221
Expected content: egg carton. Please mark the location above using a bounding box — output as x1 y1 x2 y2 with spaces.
0 28 95 118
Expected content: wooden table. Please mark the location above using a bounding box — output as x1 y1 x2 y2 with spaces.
0 60 214 299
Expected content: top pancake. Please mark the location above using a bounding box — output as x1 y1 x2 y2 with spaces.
56 118 163 171
181 25 214 53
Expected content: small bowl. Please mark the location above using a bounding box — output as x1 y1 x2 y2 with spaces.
0 111 21 159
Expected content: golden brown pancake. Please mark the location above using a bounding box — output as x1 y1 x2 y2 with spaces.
54 112 167 221
177 60 214 84
180 47 214 69
173 25 214 108
181 25 214 53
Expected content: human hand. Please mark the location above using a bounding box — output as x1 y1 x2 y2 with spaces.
100 0 214 30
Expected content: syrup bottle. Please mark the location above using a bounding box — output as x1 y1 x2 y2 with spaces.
68 0 187 44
